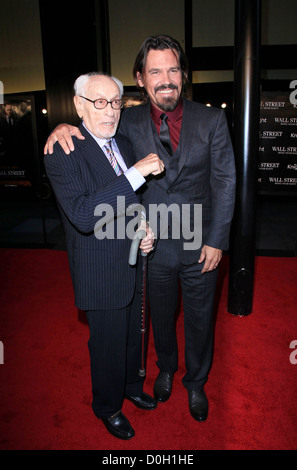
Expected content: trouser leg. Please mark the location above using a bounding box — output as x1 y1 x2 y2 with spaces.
125 272 145 396
86 307 129 418
179 262 218 390
148 240 180 373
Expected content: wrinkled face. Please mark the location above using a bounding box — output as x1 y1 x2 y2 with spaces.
136 49 183 112
74 75 121 139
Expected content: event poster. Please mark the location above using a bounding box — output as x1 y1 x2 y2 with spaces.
0 95 38 188
258 89 297 193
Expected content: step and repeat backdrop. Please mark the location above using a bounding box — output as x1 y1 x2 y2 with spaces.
0 95 39 189
258 85 297 194
1 86 297 196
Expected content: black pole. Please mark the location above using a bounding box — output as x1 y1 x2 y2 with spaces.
227 0 261 316
184 0 193 91
39 0 99 130
94 0 111 74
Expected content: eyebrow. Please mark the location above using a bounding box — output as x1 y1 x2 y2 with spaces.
92 94 121 100
148 66 181 73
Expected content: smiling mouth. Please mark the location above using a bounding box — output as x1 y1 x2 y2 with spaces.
158 89 175 94
155 84 178 95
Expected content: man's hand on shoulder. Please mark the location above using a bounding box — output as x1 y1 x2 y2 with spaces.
44 124 84 155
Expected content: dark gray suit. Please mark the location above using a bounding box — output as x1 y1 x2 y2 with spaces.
119 98 236 389
44 124 144 417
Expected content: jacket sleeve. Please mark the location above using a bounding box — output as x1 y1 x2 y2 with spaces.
206 110 236 250
44 142 140 234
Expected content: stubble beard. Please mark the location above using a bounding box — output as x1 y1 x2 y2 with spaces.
154 84 180 112
157 97 179 112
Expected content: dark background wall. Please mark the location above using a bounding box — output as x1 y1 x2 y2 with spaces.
0 0 296 256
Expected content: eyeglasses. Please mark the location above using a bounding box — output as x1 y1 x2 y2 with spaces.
80 96 123 110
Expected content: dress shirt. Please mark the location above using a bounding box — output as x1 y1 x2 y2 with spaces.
150 98 183 153
83 122 145 192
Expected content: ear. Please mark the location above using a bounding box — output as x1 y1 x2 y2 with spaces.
136 71 145 88
73 96 83 119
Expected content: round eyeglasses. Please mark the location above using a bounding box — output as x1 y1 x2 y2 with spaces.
79 96 123 110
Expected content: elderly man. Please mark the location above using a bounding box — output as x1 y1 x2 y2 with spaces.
44 72 164 440
45 35 236 423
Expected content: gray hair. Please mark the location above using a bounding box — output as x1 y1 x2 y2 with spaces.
73 72 124 98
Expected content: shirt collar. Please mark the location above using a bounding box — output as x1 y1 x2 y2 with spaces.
82 121 113 149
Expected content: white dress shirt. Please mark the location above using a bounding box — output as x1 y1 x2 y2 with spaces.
83 122 145 192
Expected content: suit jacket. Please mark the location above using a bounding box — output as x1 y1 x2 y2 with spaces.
119 99 236 264
44 123 140 310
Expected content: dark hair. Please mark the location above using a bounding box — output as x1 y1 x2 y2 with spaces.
133 35 189 95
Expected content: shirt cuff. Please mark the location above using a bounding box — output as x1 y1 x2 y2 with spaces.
124 166 146 191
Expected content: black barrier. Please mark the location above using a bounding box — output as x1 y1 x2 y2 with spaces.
227 0 261 316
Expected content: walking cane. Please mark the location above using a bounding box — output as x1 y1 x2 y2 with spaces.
129 229 148 377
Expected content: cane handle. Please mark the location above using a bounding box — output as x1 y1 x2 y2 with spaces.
129 229 146 266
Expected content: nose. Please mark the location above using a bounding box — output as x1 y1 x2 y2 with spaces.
104 102 115 115
159 71 172 84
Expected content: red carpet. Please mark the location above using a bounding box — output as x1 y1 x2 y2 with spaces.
0 249 296 450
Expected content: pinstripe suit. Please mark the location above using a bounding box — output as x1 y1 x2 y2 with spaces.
44 123 144 417
119 99 236 390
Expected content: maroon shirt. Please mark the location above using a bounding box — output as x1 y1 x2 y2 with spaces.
150 99 183 153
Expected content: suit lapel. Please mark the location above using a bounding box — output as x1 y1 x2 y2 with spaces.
139 103 173 189
79 123 118 180
115 134 134 169
141 103 160 155
140 100 199 187
176 99 198 176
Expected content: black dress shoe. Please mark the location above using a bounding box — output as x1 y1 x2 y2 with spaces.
188 389 208 422
101 411 135 440
153 371 174 402
126 392 157 410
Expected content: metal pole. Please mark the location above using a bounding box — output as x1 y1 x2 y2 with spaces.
227 0 261 316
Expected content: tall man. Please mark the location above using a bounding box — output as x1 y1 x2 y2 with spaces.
44 72 165 440
44 35 236 422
